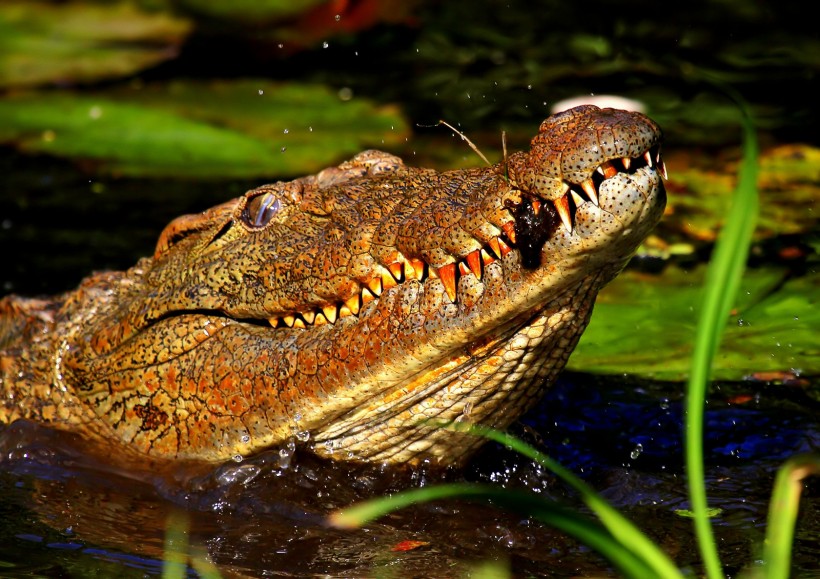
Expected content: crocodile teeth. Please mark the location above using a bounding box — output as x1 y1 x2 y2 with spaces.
531 200 541 215
580 178 599 206
322 304 338 324
380 267 398 290
643 150 654 167
409 258 426 280
497 237 512 257
302 311 316 324
458 262 470 276
622 157 631 170
268 316 279 328
314 311 329 326
438 263 458 303
339 303 354 319
282 314 295 328
657 153 668 180
600 160 618 178
361 286 377 303
367 277 383 296
466 249 482 279
553 195 573 233
487 237 502 260
344 294 361 315
570 190 585 208
292 317 306 329
500 221 517 244
480 248 495 266
387 262 404 282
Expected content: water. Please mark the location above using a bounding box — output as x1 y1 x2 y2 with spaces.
1 372 817 576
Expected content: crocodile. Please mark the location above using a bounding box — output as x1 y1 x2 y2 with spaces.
0 105 666 467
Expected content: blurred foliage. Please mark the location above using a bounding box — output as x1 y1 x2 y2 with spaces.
0 1 191 88
0 81 407 178
660 145 820 243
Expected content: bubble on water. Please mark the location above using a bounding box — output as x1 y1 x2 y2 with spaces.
232 454 243 463
630 443 644 459
296 430 310 442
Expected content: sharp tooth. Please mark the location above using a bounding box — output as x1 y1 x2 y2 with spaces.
367 277 383 296
388 261 403 282
314 311 328 326
597 166 605 176
380 267 397 290
345 294 361 315
268 317 279 327
466 250 482 278
282 315 295 328
302 311 315 324
488 237 502 259
322 305 338 324
403 260 416 280
339 304 354 318
622 157 631 170
437 263 457 303
580 178 599 206
531 200 541 215
458 262 470 276
657 154 668 179
570 190 585 208
501 221 517 244
601 161 618 178
643 151 654 167
292 317 306 329
409 258 426 280
480 248 495 266
497 237 512 256
361 286 376 303
553 195 573 234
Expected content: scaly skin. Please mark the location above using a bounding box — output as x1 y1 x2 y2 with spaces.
0 105 666 466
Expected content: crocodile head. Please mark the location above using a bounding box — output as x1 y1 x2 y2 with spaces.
54 105 665 466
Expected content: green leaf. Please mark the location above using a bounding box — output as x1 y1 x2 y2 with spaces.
0 81 409 178
0 2 191 88
173 0 325 22
571 266 819 381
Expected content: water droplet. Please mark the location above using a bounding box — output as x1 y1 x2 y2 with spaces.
281 147 287 152
232 454 243 463
322 41 329 49
335 14 341 21
338 87 353 101
296 430 310 442
258 89 264 95
630 443 644 459
241 434 250 443
283 128 289 134
88 105 102 119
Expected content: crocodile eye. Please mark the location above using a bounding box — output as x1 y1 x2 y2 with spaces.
241 192 281 229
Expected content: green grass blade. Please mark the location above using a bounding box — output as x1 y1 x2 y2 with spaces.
447 424 683 579
761 454 820 579
162 509 190 579
332 482 659 578
685 93 759 579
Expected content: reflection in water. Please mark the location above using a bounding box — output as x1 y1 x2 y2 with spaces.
1 374 817 577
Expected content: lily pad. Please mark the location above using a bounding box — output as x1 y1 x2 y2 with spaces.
0 81 409 178
0 2 191 88
570 266 819 381
661 145 820 242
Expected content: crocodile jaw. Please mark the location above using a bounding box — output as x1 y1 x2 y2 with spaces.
309 165 665 464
